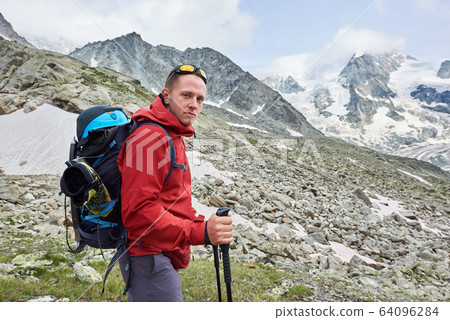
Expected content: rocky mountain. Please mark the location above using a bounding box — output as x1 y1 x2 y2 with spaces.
0 37 156 116
411 84 450 114
70 32 322 138
0 21 449 302
270 51 450 172
261 75 304 94
437 60 450 79
338 52 407 124
0 13 34 48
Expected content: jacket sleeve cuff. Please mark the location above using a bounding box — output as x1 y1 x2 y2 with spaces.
204 221 211 245
190 221 208 246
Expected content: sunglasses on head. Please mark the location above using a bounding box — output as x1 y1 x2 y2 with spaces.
167 64 207 84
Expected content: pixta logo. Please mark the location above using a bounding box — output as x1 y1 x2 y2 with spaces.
190 135 323 170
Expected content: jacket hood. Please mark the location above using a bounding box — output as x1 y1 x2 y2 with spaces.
131 95 195 137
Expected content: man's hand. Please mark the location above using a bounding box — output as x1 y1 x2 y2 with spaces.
207 213 233 245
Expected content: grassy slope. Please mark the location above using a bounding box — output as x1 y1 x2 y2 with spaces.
0 243 312 302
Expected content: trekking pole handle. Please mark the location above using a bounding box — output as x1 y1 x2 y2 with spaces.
216 207 231 217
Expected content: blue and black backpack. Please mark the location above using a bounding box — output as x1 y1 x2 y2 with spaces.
59 105 179 295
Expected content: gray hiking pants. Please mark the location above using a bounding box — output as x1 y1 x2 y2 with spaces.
119 253 183 302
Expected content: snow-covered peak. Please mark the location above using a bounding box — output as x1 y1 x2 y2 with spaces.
261 74 304 94
279 51 450 172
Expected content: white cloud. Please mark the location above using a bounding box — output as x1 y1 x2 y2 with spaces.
253 53 315 79
256 28 406 80
329 27 406 57
1 0 258 53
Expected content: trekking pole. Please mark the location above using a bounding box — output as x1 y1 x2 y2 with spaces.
216 207 232 302
213 244 222 302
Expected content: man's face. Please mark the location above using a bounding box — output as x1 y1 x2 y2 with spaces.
162 74 207 126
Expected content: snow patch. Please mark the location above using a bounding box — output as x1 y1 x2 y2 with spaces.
369 194 444 236
191 197 217 219
192 197 263 232
369 194 404 218
0 104 77 175
329 241 377 265
251 104 265 115
390 58 450 96
226 108 249 120
397 169 432 186
188 150 237 185
90 57 98 67
287 128 303 137
205 99 227 108
226 122 268 133
292 223 308 237
265 223 280 238
0 33 11 41
418 219 444 237
276 144 293 151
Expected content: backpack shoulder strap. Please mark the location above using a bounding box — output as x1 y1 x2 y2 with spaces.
133 121 187 184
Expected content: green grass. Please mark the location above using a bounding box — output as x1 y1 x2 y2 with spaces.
79 65 154 100
180 260 312 302
0 255 126 302
0 246 312 302
0 220 312 302
284 285 314 301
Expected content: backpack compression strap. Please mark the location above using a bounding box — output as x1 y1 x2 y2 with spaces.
101 232 130 296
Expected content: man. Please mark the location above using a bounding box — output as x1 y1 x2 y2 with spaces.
117 65 233 302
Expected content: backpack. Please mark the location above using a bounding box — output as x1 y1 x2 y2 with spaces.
59 105 181 295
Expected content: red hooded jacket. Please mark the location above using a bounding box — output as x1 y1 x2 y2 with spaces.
117 95 206 269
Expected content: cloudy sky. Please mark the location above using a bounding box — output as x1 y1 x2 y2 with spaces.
1 0 449 77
